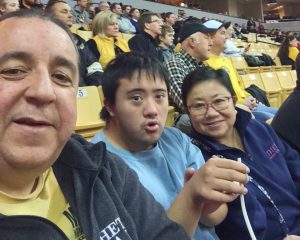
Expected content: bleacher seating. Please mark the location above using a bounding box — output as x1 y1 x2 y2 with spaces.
276 71 296 102
75 86 105 139
258 72 282 108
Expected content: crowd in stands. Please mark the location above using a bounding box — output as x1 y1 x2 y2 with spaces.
1 1 300 240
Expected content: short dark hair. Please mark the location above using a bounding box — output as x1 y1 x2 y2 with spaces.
110 2 120 11
138 11 160 31
100 52 170 120
164 12 174 20
181 66 236 110
122 4 131 11
129 7 138 17
45 0 67 13
0 8 79 69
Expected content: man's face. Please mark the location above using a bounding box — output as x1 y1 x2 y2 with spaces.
159 31 174 47
124 6 131 14
1 0 19 14
192 32 213 61
166 13 176 26
212 27 227 51
78 0 87 8
146 15 163 36
106 72 168 152
0 17 78 172
131 9 140 19
112 4 122 15
99 2 109 11
52 2 73 27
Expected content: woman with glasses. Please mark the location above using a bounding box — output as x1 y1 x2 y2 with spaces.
181 66 300 240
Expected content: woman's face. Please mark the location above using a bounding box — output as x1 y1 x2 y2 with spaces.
105 21 119 37
186 80 236 142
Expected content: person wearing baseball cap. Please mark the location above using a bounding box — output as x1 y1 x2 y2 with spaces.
165 20 215 113
204 19 277 121
202 19 231 30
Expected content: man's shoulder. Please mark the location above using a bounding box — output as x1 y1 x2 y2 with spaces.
56 134 132 180
160 128 191 147
129 33 145 42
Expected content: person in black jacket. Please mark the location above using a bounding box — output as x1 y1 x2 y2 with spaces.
46 0 103 86
128 11 164 62
272 54 300 154
0 9 249 239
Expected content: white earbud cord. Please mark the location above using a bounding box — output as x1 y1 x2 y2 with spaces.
237 157 257 240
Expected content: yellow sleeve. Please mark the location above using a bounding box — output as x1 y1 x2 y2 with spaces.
205 57 250 103
289 47 299 62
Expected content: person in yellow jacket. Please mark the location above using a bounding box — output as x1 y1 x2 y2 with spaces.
277 35 299 69
204 20 277 121
87 10 130 69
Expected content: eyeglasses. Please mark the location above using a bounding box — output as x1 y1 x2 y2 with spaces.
149 19 162 24
188 97 232 116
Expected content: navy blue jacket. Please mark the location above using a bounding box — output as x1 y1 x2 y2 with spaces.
191 109 300 240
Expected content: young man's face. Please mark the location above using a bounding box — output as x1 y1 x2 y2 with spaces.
166 13 176 26
0 17 78 173
52 2 73 27
159 31 174 48
78 0 87 8
124 6 131 14
0 0 19 14
212 27 227 51
106 71 169 152
131 9 140 19
112 4 122 15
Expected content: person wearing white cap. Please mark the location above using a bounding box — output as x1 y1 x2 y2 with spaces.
204 19 277 122
165 20 215 112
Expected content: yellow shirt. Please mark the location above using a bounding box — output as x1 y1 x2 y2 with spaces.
0 168 85 240
289 46 299 62
205 53 250 103
93 34 130 69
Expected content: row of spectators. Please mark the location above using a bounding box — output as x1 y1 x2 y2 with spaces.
1 1 300 239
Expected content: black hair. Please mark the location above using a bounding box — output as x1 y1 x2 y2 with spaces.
45 0 67 13
110 2 119 11
277 35 297 66
163 12 174 20
100 52 170 120
122 4 131 11
181 66 236 110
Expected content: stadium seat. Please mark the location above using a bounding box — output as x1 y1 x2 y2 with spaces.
274 57 282 66
290 70 297 84
240 73 265 90
276 71 296 102
76 86 105 139
260 72 282 108
259 66 275 72
245 67 260 74
70 24 81 34
230 56 248 73
77 30 93 41
121 33 135 42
